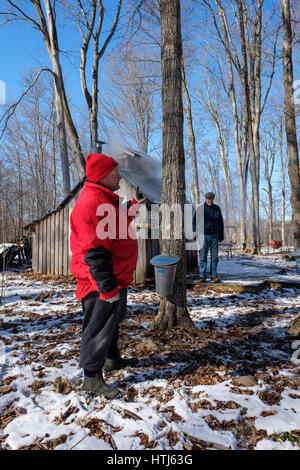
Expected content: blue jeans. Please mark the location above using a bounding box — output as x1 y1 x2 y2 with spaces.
200 235 219 278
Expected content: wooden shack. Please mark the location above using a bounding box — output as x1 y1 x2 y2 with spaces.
24 148 198 282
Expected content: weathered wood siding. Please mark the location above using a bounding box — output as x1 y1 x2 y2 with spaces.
32 205 71 275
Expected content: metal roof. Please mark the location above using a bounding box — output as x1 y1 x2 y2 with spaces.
119 168 161 204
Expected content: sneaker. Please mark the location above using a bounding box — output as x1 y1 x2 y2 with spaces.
198 277 206 283
103 355 139 372
82 372 120 399
211 277 220 283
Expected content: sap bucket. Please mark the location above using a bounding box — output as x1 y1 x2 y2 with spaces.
150 254 180 296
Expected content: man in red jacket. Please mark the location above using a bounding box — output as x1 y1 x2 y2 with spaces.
70 153 141 399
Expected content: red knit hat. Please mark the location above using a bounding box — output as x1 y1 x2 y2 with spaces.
86 153 118 183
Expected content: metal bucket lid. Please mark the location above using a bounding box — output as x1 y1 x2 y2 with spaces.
150 254 180 267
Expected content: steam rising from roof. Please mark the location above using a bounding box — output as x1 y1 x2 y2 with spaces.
106 144 162 184
102 142 161 203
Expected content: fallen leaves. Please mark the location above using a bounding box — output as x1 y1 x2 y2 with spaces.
30 380 50 395
77 418 117 450
54 406 79 425
289 393 300 399
160 406 184 423
123 386 139 402
204 414 222 430
0 405 27 429
144 385 164 397
191 399 215 412
260 410 277 417
166 429 179 447
258 389 282 406
184 366 226 386
19 434 68 450
132 431 158 449
1 272 299 452
215 400 241 410
0 385 16 396
230 385 255 395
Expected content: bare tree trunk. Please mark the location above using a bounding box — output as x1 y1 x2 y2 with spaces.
29 0 85 176
279 122 287 245
43 0 70 196
151 0 199 335
73 0 122 144
237 0 260 254
246 193 254 251
267 180 273 242
17 151 23 238
239 175 247 249
182 64 200 205
281 0 300 249
261 124 276 245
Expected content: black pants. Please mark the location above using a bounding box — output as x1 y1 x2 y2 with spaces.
80 289 127 373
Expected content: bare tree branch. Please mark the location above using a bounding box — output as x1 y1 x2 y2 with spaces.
7 0 40 29
0 68 54 140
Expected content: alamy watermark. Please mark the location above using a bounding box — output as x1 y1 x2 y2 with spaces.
0 80 6 105
94 202 205 250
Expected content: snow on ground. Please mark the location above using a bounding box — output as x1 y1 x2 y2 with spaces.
217 253 299 282
0 255 299 451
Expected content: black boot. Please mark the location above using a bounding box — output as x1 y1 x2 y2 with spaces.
82 372 120 399
104 353 139 372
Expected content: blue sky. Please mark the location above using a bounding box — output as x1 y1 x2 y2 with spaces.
0 2 123 103
1 19 48 99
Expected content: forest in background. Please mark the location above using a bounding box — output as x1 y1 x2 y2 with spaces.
0 0 299 249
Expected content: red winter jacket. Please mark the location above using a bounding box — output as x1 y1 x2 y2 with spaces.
70 181 139 300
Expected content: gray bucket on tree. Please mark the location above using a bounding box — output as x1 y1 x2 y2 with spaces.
150 254 180 296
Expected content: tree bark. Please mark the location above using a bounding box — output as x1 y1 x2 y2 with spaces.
32 0 86 177
76 0 122 145
261 125 276 244
281 0 300 249
267 180 273 242
182 62 200 205
42 0 71 196
151 0 200 335
279 121 287 245
236 0 260 254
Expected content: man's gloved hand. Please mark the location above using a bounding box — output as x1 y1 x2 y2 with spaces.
104 293 120 303
135 186 147 204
